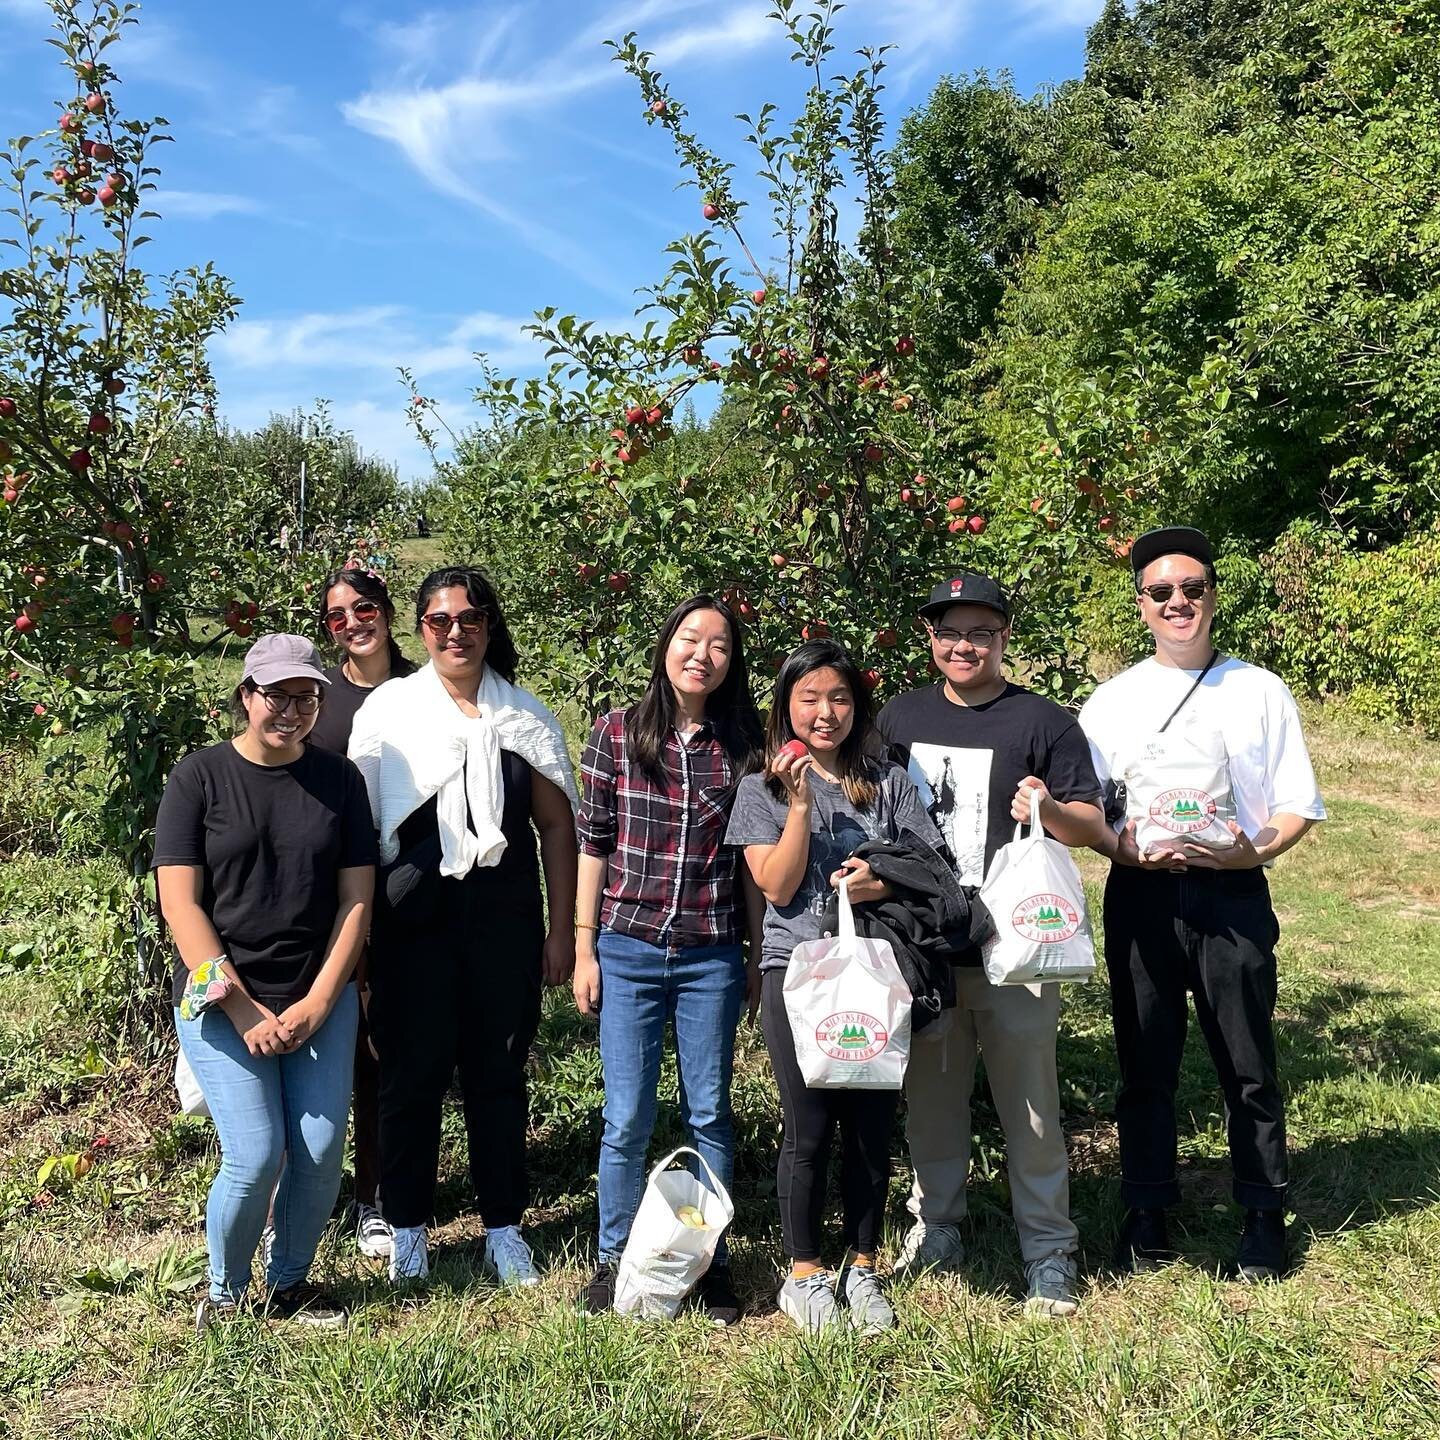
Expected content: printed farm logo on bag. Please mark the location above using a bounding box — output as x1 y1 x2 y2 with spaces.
1011 893 1082 944
816 1011 890 1062
1149 788 1218 834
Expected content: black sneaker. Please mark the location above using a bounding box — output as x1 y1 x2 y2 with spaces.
1114 1208 1178 1273
581 1262 615 1315
264 1283 348 1329
696 1263 742 1327
1235 1209 1287 1283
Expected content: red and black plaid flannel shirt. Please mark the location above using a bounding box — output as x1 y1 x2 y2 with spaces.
576 709 743 947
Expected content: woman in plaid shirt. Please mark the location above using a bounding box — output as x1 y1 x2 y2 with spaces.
573 594 765 1323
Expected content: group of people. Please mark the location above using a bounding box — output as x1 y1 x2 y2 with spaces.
156 524 1325 1336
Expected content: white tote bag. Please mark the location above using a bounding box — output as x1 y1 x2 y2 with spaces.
1124 724 1237 855
613 1145 734 1320
783 879 913 1090
979 805 1095 986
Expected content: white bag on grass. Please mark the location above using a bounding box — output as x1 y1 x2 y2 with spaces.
173 1049 210 1119
979 805 1095 986
613 1145 734 1320
1124 725 1237 854
783 879 913 1090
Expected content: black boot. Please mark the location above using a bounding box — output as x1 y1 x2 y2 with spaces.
1114 1208 1177 1273
1235 1209 1287 1283
580 1262 615 1314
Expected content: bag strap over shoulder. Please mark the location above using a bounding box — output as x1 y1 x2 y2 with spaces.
1158 649 1221 734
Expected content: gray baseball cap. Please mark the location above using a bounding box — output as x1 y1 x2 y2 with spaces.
241 633 330 688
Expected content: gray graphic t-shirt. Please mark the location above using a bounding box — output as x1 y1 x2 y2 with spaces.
724 762 942 971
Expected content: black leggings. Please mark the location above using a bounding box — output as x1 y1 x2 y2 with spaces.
369 864 543 1231
761 969 898 1263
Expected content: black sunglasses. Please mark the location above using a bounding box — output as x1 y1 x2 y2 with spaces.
251 685 322 715
1139 580 1210 604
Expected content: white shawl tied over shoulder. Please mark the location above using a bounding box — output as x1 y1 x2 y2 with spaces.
347 661 579 877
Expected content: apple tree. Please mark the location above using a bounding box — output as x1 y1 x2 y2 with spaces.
427 2 1098 722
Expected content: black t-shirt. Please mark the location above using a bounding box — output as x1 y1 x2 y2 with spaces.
876 682 1101 887
152 741 380 1009
306 658 415 756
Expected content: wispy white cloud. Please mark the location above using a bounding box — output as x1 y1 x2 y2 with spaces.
1011 0 1105 33
645 5 773 65
151 189 265 220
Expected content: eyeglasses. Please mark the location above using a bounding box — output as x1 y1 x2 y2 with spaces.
322 599 382 634
1139 580 1210 604
252 686 321 716
420 609 489 637
931 625 1004 650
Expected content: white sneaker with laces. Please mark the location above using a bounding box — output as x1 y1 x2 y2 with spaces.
777 1270 845 1334
356 1203 393 1260
893 1219 964 1281
484 1225 540 1288
843 1264 895 1334
1023 1251 1079 1318
389 1224 429 1282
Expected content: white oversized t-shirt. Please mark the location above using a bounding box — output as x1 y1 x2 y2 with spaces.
1078 656 1327 840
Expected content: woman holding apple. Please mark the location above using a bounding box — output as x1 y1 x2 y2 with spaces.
348 566 579 1287
155 634 378 1333
572 594 765 1324
308 565 415 1263
725 640 941 1335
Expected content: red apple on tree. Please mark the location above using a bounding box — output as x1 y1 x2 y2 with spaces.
109 613 135 635
895 336 915 356
59 113 81 135
98 185 117 207
0 397 16 418
751 287 767 305
1098 514 1116 532
577 562 598 581
650 99 667 115
113 521 134 542
77 187 95 205
103 377 124 396
84 93 106 115
702 201 720 221
69 447 92 471
861 668 881 690
946 496 967 513
808 355 830 380
606 572 631 592
88 411 112 433
14 614 36 635
948 518 966 534
681 344 702 364
625 404 647 426
875 628 898 648
801 621 831 640
967 514 987 534
862 442 884 464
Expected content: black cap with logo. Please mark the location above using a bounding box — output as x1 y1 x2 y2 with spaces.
1130 526 1214 577
917 572 1011 623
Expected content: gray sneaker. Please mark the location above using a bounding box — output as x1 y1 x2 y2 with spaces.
194 1295 238 1336
1023 1252 1079 1318
777 1270 845 1335
843 1264 895 1333
893 1219 964 1281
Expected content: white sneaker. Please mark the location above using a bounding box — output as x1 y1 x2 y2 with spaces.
356 1203 393 1260
484 1225 540 1288
894 1219 965 1281
388 1224 429 1282
260 1224 275 1275
777 1270 844 1335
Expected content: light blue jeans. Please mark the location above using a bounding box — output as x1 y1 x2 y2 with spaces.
176 984 358 1302
597 930 746 1264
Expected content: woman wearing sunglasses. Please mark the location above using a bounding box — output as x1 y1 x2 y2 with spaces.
348 567 580 1285
155 634 378 1332
305 565 415 1263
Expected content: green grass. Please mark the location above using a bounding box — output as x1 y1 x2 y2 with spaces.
1 706 1439 1438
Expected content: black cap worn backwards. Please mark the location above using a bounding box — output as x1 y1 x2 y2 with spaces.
1130 526 1215 578
918 572 1010 623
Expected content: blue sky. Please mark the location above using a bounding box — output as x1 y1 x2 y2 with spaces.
0 0 1099 479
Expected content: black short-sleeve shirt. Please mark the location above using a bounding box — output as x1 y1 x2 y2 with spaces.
305 658 415 756
152 741 379 1009
876 682 1101 887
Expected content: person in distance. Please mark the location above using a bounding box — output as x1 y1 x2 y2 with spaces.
725 639 942 1336
573 594 765 1325
155 634 377 1334
348 567 579 1287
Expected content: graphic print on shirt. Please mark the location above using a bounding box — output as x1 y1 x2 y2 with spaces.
804 810 874 917
904 742 993 885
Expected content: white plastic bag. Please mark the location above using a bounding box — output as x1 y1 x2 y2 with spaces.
1124 725 1237 854
783 879 913 1090
613 1145 734 1320
174 1048 210 1118
979 804 1095 985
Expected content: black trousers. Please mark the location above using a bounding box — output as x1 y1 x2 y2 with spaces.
761 969 899 1263
369 864 544 1231
1103 864 1286 1210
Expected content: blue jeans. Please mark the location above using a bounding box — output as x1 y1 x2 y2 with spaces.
176 984 359 1302
597 930 746 1264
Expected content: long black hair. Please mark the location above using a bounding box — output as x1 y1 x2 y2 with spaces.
316 567 407 675
413 565 519 684
624 594 763 783
765 639 881 809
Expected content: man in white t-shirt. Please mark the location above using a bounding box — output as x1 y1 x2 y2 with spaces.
1079 526 1325 1282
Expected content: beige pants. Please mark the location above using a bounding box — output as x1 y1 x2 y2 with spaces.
904 968 1077 1260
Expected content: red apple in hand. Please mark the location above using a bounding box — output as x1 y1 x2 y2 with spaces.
779 739 808 763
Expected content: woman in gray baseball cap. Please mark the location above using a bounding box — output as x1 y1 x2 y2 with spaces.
153 634 378 1333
